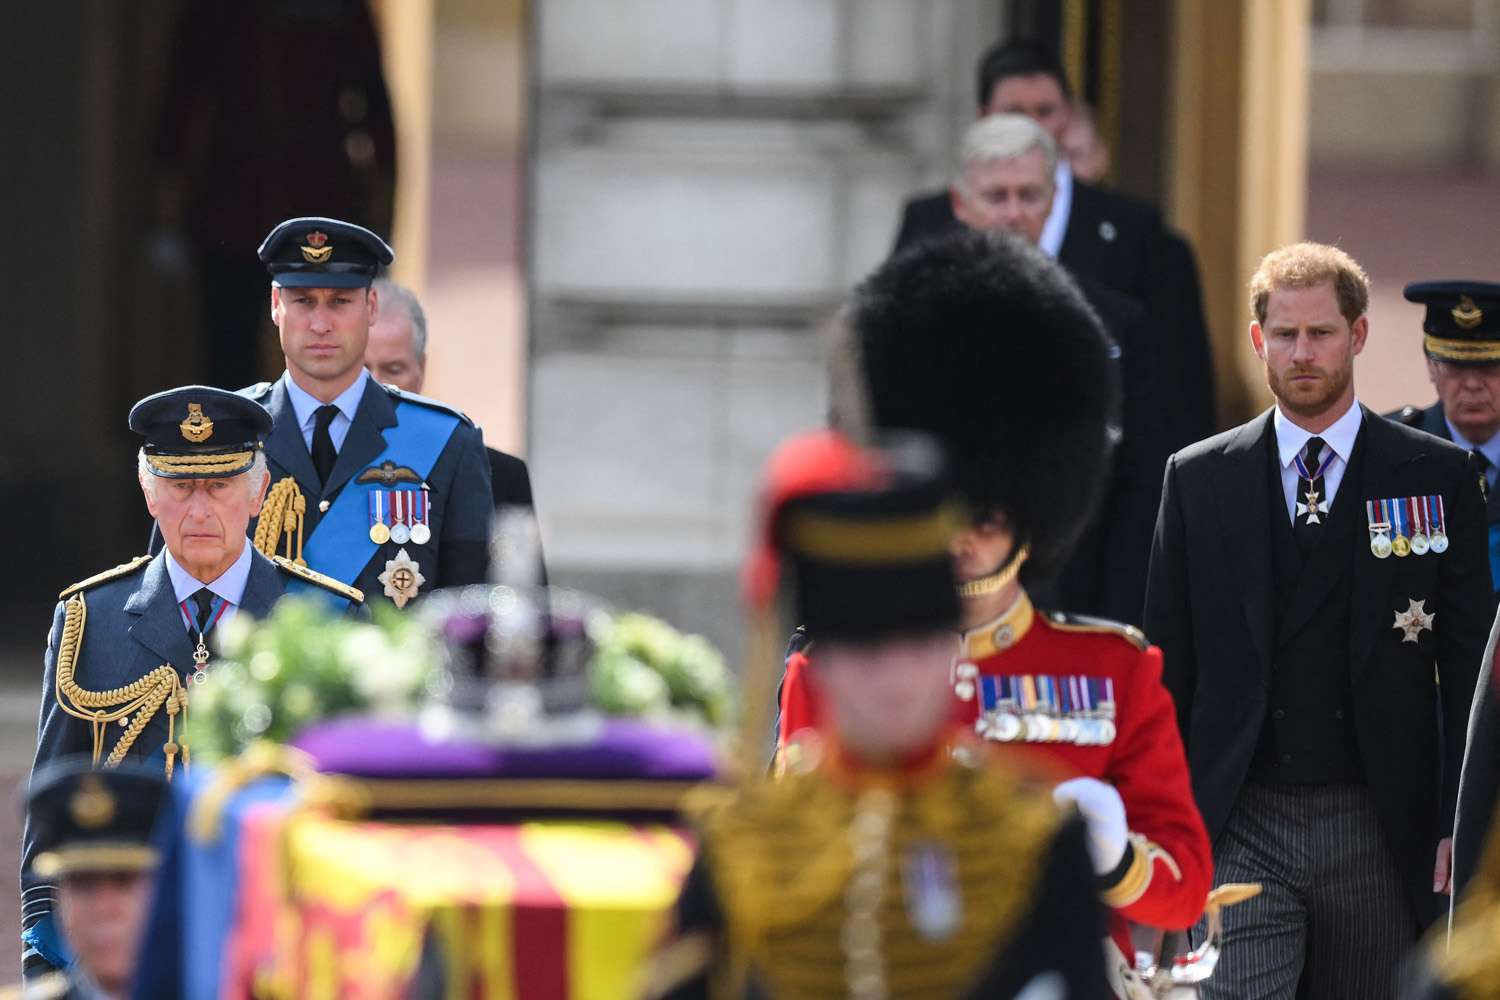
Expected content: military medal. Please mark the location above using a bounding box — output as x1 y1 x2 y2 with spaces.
410 487 432 545
903 842 962 942
1390 497 1410 557
389 490 412 545
1429 495 1449 553
1409 497 1430 555
368 490 391 545
978 677 1023 742
379 547 425 607
1094 677 1118 746
1366 499 1392 558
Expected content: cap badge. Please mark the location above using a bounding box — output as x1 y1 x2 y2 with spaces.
1453 295 1484 330
301 230 334 264
69 774 116 830
179 403 214 443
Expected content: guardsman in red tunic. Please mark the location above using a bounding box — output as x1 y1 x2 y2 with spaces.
776 231 1213 997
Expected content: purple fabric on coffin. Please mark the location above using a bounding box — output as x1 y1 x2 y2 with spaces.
291 716 720 782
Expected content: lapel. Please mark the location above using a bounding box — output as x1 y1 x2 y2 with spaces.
320 378 397 500
122 554 197 672
240 550 287 618
262 374 321 494
1209 410 1277 679
1349 409 1412 683
1276 427 1367 642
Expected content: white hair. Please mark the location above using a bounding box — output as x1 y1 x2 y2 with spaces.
372 278 428 361
956 113 1059 184
138 449 269 501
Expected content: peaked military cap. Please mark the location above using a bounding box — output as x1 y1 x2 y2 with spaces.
26 759 167 879
129 385 271 478
748 431 962 642
1405 280 1500 365
258 216 394 288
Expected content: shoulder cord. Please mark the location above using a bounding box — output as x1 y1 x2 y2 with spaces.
253 476 306 564
54 594 189 779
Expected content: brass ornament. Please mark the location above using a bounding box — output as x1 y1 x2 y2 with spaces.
379 547 425 608
300 230 334 264
1453 295 1484 331
69 774 116 829
179 403 214 443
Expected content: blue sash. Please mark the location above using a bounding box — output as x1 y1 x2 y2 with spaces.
1488 522 1500 592
285 403 460 600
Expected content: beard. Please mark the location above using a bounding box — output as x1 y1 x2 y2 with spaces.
1266 357 1354 419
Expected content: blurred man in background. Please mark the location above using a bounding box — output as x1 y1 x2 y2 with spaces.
949 113 1164 623
894 39 1216 450
21 761 168 999
365 278 538 518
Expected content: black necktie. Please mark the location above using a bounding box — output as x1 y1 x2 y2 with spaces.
311 405 339 486
1293 436 1328 555
1473 448 1492 501
191 588 216 634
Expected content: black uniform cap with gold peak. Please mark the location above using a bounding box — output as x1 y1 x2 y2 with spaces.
258 216 394 289
1405 280 1500 365
850 230 1119 585
129 385 271 479
26 758 167 879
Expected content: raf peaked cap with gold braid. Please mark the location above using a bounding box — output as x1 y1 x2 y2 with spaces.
1405 280 1500 366
258 216 394 289
129 386 271 479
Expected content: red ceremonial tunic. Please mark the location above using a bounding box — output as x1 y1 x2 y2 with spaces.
776 590 1213 965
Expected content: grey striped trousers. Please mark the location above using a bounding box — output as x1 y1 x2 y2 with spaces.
1197 783 1418 1000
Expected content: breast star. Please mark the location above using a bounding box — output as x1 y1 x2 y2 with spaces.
1392 599 1436 643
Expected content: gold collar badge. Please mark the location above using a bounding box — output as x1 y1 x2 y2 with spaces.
1453 296 1484 330
180 403 214 443
300 230 334 264
70 775 116 829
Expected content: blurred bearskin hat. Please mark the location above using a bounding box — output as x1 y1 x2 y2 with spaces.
844 230 1119 583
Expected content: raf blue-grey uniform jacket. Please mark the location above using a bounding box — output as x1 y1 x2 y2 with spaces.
20 548 356 977
242 373 494 604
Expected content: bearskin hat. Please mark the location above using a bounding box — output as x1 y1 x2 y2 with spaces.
847 230 1119 582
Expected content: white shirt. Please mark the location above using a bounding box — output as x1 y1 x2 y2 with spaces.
163 541 252 631
1444 417 1500 489
1038 159 1073 259
283 369 370 454
1273 398 1364 522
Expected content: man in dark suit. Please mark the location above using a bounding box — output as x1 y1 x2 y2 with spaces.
22 387 360 981
945 112 1164 624
1387 282 1500 904
1144 243 1492 997
242 217 494 607
893 39 1215 448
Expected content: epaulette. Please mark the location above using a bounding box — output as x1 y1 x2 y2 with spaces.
1045 611 1149 651
239 380 275 400
273 557 365 604
380 383 475 427
58 554 152 600
1390 404 1423 428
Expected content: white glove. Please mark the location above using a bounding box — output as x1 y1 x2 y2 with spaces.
1053 776 1129 874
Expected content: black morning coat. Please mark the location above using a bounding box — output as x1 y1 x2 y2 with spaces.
1144 407 1491 925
